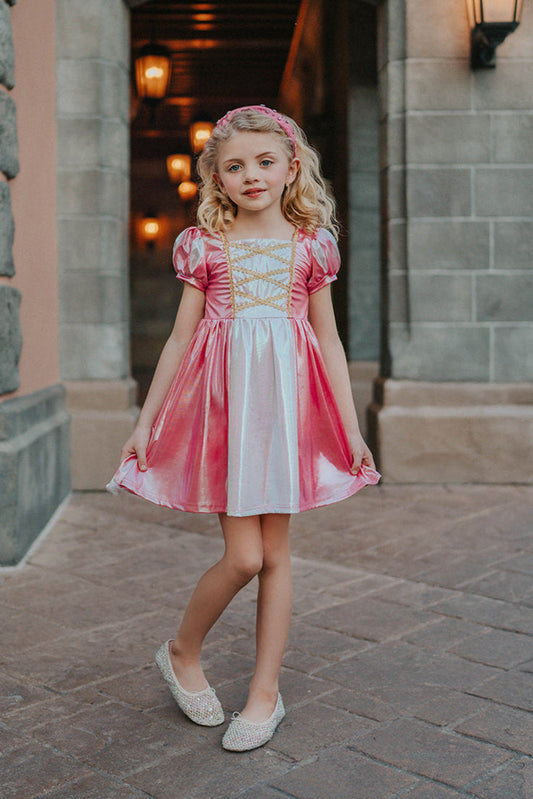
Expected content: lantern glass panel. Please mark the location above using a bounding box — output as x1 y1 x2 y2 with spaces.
135 54 171 100
472 0 522 23
140 217 160 241
190 122 214 154
167 154 192 183
178 181 199 201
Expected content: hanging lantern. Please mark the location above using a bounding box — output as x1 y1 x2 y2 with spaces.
134 42 171 101
139 215 160 249
189 120 214 154
178 181 199 201
166 154 192 184
468 0 523 68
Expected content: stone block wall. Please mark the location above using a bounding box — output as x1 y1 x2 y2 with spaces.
55 0 139 489
56 0 130 381
370 0 533 482
348 1 380 363
0 0 21 395
379 0 533 383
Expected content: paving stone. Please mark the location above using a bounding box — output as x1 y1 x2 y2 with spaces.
318 641 499 694
282 648 331 674
2 692 108 733
0 740 93 798
498 553 533 576
455 705 533 757
0 723 26 756
403 784 468 798
460 569 533 605
448 630 533 669
270 747 418 798
320 686 399 722
414 560 497 590
307 596 436 642
466 756 533 799
470 670 533 711
128 740 290 799
354 718 512 788
31 772 149 799
27 699 195 777
240 788 292 799
405 617 488 650
373 580 456 608
268 701 377 760
429 594 533 635
219 668 336 712
0 670 51 715
287 620 370 661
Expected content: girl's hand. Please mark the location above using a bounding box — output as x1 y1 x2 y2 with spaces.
120 425 152 471
348 432 376 474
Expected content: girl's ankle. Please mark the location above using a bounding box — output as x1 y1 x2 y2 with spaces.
170 639 201 666
247 681 279 703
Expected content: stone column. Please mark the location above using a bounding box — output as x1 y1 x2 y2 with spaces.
369 0 533 482
347 1 380 436
56 0 138 488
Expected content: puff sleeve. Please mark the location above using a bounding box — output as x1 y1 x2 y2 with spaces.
172 227 208 291
307 228 341 294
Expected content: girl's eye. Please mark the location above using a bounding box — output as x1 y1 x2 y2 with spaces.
260 159 274 167
227 164 241 172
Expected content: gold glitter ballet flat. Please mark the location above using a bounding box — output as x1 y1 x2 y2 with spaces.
222 693 285 751
155 640 225 726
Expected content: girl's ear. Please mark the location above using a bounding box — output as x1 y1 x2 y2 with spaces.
286 158 300 186
213 173 223 190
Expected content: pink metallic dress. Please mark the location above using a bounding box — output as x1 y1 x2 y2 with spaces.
108 226 380 515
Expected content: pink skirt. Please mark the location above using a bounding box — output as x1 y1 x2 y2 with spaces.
108 317 380 515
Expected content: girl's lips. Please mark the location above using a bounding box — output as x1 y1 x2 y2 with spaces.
243 189 265 197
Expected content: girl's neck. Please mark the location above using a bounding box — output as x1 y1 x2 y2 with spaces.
227 209 294 241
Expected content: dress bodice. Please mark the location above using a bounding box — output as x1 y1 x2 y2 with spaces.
172 226 340 320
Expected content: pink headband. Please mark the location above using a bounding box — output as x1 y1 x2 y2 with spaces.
215 105 297 157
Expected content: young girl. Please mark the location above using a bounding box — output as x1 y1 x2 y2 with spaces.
108 105 379 752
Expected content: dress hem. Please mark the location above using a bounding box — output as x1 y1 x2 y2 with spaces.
106 473 380 516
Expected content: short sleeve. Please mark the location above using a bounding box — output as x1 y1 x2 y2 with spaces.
307 228 341 294
172 227 208 292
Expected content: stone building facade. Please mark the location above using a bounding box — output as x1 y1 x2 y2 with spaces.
1 0 532 565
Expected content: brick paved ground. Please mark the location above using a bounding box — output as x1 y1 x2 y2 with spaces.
1 485 533 798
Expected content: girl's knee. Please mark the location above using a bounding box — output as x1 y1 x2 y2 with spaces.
226 550 263 584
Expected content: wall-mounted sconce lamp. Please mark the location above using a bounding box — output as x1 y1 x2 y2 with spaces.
139 214 160 249
178 181 199 202
189 119 214 154
468 0 523 68
166 154 192 184
134 42 171 104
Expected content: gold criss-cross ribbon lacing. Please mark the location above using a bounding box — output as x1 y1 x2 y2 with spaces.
221 232 298 317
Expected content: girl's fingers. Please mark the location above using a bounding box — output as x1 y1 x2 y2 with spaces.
350 454 362 474
136 446 148 471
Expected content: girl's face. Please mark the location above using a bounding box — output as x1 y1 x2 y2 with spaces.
214 132 298 218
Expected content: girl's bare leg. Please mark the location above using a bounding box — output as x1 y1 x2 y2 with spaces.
240 513 292 722
170 513 263 691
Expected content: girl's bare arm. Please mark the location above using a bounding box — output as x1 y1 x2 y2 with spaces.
120 283 206 468
308 285 376 472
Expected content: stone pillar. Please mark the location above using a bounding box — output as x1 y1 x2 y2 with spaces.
56 0 138 488
347 2 380 435
369 0 533 482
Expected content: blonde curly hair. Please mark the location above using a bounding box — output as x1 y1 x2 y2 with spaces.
196 108 338 239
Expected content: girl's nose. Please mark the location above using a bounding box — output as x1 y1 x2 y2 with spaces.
243 166 259 182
